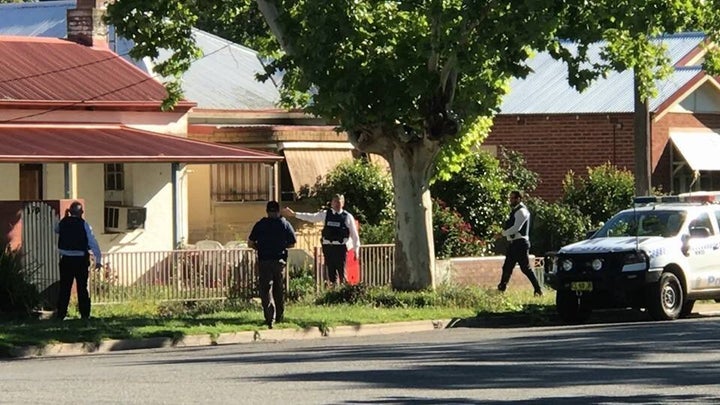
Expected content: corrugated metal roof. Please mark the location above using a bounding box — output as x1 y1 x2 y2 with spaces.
0 36 187 107
0 124 282 163
500 33 706 114
0 0 280 110
155 29 280 110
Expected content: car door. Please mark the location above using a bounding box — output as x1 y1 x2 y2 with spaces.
686 212 720 291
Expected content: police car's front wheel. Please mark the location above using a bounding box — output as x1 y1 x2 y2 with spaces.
647 272 683 321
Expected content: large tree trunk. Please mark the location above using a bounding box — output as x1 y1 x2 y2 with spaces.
388 141 437 291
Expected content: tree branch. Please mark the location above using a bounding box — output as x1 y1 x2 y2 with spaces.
254 0 293 55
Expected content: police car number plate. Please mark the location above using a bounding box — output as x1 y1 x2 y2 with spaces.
571 281 593 292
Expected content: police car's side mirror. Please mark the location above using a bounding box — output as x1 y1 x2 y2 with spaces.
689 226 712 238
585 229 598 239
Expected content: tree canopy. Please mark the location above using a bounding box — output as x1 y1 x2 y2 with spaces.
107 0 720 290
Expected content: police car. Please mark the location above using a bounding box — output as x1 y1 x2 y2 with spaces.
546 192 720 323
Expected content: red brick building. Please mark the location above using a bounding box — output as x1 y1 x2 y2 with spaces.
485 33 720 201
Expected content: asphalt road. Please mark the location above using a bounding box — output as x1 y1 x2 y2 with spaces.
2 316 720 405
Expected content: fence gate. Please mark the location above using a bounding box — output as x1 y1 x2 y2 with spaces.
21 202 59 302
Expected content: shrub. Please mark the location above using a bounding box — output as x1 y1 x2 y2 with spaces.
287 264 316 302
312 159 394 226
359 219 395 244
433 199 489 258
431 150 511 244
498 146 539 194
315 283 369 305
526 197 591 255
562 163 635 226
0 250 40 319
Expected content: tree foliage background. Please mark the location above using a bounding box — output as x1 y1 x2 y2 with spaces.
105 0 720 289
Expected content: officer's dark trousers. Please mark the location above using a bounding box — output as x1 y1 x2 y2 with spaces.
322 244 347 285
499 239 542 292
56 255 91 319
258 260 286 325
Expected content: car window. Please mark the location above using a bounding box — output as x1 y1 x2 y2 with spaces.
690 212 715 235
597 210 686 237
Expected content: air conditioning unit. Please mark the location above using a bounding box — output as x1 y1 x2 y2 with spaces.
104 206 146 232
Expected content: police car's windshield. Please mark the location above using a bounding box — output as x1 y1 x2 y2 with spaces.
594 210 686 238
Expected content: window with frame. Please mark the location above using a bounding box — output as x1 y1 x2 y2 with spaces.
211 163 270 202
105 163 125 191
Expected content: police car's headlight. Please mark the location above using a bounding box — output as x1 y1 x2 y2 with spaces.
621 251 649 272
591 258 603 271
561 259 573 271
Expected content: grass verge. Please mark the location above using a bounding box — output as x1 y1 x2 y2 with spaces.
0 287 552 356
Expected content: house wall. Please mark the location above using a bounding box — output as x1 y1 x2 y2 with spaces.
44 163 66 199
0 164 19 199
186 123 343 247
187 164 213 241
0 107 190 253
2 109 188 133
652 112 720 193
485 113 636 200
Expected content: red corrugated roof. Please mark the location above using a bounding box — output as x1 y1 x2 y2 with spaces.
0 123 283 163
0 36 194 109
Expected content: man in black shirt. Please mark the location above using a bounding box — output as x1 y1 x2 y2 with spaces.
248 201 297 329
55 201 102 320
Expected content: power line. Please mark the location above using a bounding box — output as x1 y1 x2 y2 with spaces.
0 42 233 123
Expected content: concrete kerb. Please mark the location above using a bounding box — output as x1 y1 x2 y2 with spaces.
6 319 452 359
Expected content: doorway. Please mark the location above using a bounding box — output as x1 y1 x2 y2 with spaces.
19 164 43 200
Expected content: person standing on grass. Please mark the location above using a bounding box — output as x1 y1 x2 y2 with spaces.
248 201 296 329
495 190 543 297
55 201 102 320
283 194 360 286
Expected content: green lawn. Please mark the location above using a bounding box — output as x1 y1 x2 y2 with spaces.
0 288 553 356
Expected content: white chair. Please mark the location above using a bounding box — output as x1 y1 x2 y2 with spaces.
225 240 248 249
194 239 224 250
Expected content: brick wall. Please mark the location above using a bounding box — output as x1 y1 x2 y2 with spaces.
487 112 720 201
486 113 635 201
443 256 543 291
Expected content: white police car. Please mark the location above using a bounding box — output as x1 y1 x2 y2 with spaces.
546 193 720 323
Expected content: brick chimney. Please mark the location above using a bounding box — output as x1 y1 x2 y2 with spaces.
67 0 108 47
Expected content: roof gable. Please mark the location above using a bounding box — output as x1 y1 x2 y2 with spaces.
499 33 709 114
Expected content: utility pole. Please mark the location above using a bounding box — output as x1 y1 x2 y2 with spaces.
633 71 652 196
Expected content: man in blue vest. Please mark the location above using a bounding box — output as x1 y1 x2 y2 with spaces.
283 194 360 286
55 201 102 320
248 201 297 329
495 190 543 296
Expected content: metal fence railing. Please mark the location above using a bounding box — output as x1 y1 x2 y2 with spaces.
313 244 394 293
91 248 258 304
83 245 547 304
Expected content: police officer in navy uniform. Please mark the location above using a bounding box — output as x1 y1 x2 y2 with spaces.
55 201 102 320
283 194 361 285
495 190 543 296
248 201 296 328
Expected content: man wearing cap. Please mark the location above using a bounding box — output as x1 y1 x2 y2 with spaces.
283 194 360 286
248 201 297 329
55 201 102 320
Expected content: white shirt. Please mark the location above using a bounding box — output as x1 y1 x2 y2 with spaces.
501 204 530 241
295 209 361 251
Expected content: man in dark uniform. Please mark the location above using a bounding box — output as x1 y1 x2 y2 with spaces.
55 201 102 320
495 190 543 296
283 194 360 285
248 201 297 329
